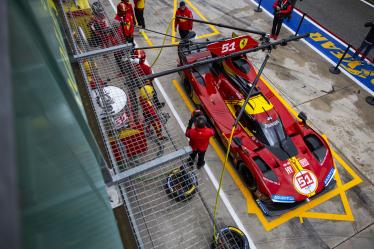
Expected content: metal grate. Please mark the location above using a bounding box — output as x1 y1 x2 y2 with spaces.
59 1 247 249
76 49 186 172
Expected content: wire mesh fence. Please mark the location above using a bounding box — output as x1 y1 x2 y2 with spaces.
76 49 187 172
59 1 249 249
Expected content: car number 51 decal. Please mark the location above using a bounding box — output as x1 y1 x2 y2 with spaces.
293 170 318 196
207 35 259 56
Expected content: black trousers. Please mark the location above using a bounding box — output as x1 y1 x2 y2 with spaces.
179 29 190 39
189 150 206 168
271 16 284 36
135 8 145 28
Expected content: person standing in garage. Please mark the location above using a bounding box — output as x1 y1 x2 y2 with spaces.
115 2 135 44
174 1 194 39
353 21 374 61
186 110 214 169
270 0 293 40
134 0 145 30
117 0 135 21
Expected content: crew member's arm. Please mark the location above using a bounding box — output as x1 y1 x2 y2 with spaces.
273 0 279 10
186 109 201 131
187 116 195 130
209 128 215 137
279 2 293 15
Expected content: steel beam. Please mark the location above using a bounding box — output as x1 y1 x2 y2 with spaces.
0 1 19 249
113 146 192 183
74 43 134 61
121 190 145 249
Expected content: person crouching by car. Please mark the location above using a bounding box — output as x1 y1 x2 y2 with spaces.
133 49 165 109
139 85 167 141
186 110 214 169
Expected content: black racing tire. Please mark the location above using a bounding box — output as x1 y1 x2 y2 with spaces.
212 226 250 249
183 77 193 98
238 162 256 191
165 165 198 202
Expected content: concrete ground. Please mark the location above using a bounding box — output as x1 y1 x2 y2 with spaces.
101 0 374 248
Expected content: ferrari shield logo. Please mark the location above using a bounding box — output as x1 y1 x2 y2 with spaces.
239 38 248 50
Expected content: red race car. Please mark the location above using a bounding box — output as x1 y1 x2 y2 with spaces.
178 35 336 215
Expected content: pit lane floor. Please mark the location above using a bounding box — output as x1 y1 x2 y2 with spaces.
106 0 374 248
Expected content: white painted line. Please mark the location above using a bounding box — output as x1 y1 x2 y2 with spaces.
154 78 257 249
108 0 116 11
360 0 374 8
248 0 374 95
107 0 257 248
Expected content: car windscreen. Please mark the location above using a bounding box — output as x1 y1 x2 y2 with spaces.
259 119 286 147
232 57 250 74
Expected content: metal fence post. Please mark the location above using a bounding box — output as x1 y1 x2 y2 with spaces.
329 44 352 74
295 13 306 36
366 96 374 105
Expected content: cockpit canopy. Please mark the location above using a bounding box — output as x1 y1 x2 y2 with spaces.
238 109 286 147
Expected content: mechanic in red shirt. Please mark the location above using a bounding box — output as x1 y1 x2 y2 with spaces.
133 49 165 109
174 1 194 39
89 2 117 48
186 110 214 169
115 1 135 44
270 0 292 40
116 0 135 21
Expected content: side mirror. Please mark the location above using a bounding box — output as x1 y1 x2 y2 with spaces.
232 137 242 147
298 111 307 124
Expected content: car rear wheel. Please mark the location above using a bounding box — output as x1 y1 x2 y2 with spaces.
238 162 256 191
183 78 192 98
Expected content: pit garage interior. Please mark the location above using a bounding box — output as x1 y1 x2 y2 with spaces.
3 0 374 249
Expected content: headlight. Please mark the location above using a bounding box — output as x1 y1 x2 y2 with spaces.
324 168 335 187
271 194 295 203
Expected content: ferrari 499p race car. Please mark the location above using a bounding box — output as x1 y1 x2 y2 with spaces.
177 35 336 215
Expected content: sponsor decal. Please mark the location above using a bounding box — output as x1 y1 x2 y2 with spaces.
115 112 128 126
285 166 293 175
324 167 335 186
263 177 280 185
271 194 295 203
263 119 280 128
256 199 269 216
299 158 309 167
